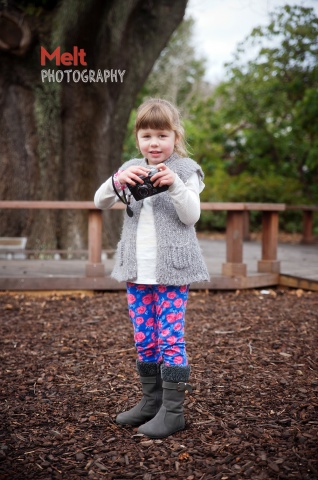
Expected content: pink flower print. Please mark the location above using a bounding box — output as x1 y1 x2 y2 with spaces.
158 320 163 329
144 350 154 357
146 317 155 327
173 345 181 352
176 312 183 320
137 305 146 314
142 294 153 305
161 328 170 337
151 332 156 341
135 316 144 325
134 331 146 343
137 284 146 290
184 300 188 307
153 293 159 302
129 309 135 318
173 322 182 331
167 335 177 345
163 300 171 308
166 313 177 323
173 356 183 365
174 298 183 308
167 291 177 299
127 294 136 304
156 305 163 316
179 285 187 293
164 349 175 357
158 285 167 293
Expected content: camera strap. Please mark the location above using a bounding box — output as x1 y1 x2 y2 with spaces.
111 174 134 217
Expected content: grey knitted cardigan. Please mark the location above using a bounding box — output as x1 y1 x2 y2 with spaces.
111 153 210 285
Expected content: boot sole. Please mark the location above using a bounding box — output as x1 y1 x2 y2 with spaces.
138 425 185 439
116 413 158 427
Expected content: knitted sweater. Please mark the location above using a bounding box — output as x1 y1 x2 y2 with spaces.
111 153 210 285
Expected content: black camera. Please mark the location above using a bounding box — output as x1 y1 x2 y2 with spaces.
127 168 169 201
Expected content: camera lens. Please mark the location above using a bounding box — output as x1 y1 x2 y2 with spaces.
137 185 150 198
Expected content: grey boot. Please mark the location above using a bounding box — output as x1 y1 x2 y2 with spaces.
116 360 162 426
137 364 192 438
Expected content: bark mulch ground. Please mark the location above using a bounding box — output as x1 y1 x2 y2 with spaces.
1 288 317 480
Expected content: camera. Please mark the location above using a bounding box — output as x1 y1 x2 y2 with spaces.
127 168 169 201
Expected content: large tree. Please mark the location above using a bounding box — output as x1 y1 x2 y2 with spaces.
0 0 188 249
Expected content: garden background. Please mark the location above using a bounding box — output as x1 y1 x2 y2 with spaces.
1 1 317 252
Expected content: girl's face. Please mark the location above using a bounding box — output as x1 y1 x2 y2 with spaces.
136 128 177 165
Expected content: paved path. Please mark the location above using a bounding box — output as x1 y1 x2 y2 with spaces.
199 238 318 281
0 239 317 282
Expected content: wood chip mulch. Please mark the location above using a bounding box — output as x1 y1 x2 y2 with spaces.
0 288 317 480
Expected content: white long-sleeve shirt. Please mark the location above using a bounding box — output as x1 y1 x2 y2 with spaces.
94 173 204 284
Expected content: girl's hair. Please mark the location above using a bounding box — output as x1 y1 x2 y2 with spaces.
134 98 188 157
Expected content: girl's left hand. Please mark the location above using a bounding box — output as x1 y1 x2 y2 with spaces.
150 163 176 187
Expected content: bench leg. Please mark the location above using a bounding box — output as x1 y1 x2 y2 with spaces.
302 210 315 244
86 210 105 277
222 211 247 276
258 211 280 273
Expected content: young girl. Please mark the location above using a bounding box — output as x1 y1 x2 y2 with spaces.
94 98 209 439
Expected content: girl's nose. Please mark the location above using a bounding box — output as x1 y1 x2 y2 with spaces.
150 137 159 146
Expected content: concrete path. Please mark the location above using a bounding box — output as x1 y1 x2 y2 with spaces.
199 238 318 281
0 239 317 283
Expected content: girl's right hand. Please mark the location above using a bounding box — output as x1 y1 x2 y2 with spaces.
118 166 150 186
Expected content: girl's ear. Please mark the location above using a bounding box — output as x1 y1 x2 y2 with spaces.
174 132 180 146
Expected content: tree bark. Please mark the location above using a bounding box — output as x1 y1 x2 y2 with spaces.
0 0 188 249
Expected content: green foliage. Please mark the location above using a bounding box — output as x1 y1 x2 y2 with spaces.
203 167 304 204
214 5 318 204
122 109 139 162
139 17 207 109
123 6 318 234
183 96 224 169
122 17 209 162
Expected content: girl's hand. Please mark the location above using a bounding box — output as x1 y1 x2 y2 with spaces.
150 163 176 187
118 166 150 186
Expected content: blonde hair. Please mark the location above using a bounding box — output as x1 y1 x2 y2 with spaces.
134 98 188 157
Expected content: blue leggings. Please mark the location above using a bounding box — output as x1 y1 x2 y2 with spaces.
126 283 189 366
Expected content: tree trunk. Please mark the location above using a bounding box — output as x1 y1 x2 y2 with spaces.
0 0 188 249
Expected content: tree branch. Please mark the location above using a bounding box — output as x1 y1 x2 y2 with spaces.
0 10 32 55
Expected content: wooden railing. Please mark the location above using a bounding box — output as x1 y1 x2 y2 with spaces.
0 201 285 282
201 202 285 276
286 205 318 244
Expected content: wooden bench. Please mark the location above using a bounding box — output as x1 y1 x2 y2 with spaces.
0 201 108 276
0 200 286 290
286 205 318 244
201 203 285 276
0 237 27 259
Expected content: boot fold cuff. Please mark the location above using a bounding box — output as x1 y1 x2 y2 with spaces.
161 364 191 382
163 381 193 393
136 360 161 376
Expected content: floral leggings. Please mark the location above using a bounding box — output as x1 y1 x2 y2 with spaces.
126 283 189 366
